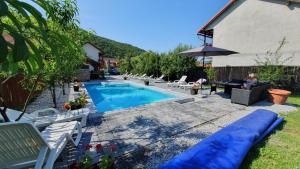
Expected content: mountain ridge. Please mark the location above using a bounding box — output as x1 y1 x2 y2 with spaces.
89 34 145 58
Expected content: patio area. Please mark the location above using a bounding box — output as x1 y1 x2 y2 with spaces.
46 76 297 169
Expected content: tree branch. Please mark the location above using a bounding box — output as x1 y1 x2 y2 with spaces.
16 73 42 121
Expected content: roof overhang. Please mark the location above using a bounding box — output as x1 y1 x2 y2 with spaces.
197 0 300 36
197 0 238 36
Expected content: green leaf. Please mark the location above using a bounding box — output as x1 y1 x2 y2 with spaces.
10 31 29 62
25 39 43 67
6 0 31 22
7 11 23 31
17 1 47 29
7 0 47 29
0 0 8 17
0 35 8 62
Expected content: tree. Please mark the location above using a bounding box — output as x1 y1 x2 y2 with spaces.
119 53 134 74
255 38 292 87
160 44 196 80
0 0 84 122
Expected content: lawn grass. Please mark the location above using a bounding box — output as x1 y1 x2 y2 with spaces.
241 95 300 169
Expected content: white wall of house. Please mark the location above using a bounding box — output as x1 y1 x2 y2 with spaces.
208 0 300 67
83 43 100 62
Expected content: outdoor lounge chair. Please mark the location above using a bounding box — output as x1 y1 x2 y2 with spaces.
153 75 165 83
160 109 284 169
7 108 89 128
137 74 147 80
132 74 140 79
0 121 82 169
167 76 187 87
179 78 207 90
141 74 154 80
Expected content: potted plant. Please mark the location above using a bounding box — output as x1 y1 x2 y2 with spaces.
190 83 200 95
205 67 217 94
144 79 150 86
73 80 80 92
205 66 216 85
64 93 88 110
255 38 292 104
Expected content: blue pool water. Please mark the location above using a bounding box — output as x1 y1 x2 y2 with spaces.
85 82 176 112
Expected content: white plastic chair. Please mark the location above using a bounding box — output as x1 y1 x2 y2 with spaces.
0 121 82 169
167 76 187 87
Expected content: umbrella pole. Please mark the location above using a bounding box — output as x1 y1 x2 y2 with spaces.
201 53 205 90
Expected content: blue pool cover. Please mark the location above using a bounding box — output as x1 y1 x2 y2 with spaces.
159 109 284 169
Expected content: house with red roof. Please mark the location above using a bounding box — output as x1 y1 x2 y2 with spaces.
198 0 300 81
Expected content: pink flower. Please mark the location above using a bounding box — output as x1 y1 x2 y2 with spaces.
109 144 117 152
84 144 93 151
96 144 103 152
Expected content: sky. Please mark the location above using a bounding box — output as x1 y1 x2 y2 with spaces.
77 0 229 52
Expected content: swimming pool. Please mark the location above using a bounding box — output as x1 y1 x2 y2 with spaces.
85 82 176 112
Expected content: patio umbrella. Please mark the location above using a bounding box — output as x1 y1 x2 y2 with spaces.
180 46 238 57
180 45 238 89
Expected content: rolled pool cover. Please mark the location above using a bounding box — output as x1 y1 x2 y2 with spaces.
159 109 284 169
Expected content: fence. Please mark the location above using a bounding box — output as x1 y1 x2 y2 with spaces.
215 66 300 93
0 74 30 110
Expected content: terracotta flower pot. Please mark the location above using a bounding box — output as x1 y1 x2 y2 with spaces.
268 89 291 105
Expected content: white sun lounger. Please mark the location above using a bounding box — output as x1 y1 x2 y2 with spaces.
167 76 187 87
7 108 89 128
0 121 82 169
153 75 165 83
137 74 147 80
141 74 154 80
180 78 207 90
132 74 140 79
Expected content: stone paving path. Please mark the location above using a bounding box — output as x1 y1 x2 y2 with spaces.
26 77 297 169
79 77 296 168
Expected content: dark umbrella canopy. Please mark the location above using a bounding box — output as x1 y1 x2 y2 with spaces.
180 46 238 90
180 46 238 57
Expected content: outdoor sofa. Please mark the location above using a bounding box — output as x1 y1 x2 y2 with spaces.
231 83 270 106
159 109 283 169
224 79 244 95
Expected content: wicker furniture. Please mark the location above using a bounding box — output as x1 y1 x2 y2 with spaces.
231 83 270 106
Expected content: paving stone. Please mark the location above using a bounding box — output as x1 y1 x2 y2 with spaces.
26 77 296 169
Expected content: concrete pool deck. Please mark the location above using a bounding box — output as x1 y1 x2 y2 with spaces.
27 76 297 168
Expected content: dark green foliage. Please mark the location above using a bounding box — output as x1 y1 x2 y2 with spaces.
89 34 145 58
130 51 161 76
205 67 216 82
160 44 197 80
119 44 197 81
255 38 292 87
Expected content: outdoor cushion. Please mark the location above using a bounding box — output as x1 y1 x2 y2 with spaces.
159 109 283 169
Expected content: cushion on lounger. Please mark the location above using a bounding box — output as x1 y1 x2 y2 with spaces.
159 109 283 169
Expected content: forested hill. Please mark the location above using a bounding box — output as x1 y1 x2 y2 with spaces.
89 34 145 58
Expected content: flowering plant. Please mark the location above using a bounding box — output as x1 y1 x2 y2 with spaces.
64 93 88 110
72 143 118 169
